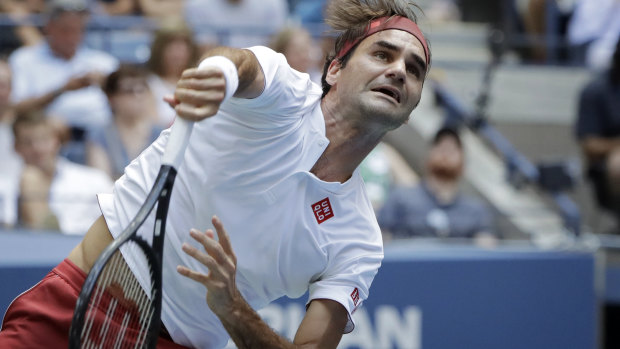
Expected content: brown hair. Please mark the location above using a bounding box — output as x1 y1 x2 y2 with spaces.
320 0 429 97
147 18 200 77
269 27 301 55
103 64 150 97
12 109 70 144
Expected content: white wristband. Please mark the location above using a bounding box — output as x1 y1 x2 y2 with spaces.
197 56 239 101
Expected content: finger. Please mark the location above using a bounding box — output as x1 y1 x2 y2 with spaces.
176 265 210 285
181 67 225 80
182 239 219 269
176 76 226 91
174 88 225 107
163 95 179 108
174 103 220 122
189 229 228 265
212 216 236 264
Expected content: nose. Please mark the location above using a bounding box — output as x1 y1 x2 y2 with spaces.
385 60 406 83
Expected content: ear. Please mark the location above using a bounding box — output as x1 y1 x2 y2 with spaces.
325 59 342 87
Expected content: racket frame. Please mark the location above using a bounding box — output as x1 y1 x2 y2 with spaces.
69 164 177 349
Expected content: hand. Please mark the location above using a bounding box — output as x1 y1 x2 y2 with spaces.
171 67 227 122
63 74 95 92
177 216 240 316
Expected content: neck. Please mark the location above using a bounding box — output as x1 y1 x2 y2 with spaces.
114 115 146 128
312 98 388 183
425 176 460 204
40 159 58 179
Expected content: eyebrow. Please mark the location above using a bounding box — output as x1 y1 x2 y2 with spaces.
374 40 427 74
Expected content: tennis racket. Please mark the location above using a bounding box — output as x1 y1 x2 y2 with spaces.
69 117 194 349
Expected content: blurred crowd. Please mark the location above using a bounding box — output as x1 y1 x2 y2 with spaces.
0 0 618 244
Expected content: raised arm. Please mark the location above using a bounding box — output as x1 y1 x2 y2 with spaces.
177 217 348 349
171 47 265 122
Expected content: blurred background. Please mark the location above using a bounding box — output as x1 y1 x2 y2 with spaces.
0 0 619 348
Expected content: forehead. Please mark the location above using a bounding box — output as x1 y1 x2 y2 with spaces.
357 29 426 62
49 12 87 26
433 135 462 150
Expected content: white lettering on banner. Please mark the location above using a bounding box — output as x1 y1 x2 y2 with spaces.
248 303 422 349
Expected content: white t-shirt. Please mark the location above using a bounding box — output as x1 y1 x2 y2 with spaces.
98 46 383 349
51 158 114 235
9 43 118 131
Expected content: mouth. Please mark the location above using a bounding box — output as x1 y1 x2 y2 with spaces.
371 86 401 103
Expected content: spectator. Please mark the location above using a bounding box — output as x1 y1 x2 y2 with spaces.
8 0 118 153
359 142 419 211
515 0 577 63
0 58 21 227
184 0 289 49
146 18 200 127
13 109 113 234
575 36 620 228
378 126 495 244
87 64 163 180
567 0 620 69
269 25 321 82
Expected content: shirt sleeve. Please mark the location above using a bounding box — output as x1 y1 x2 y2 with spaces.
307 248 383 333
220 46 321 129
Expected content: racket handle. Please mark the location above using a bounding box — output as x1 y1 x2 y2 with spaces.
162 117 194 169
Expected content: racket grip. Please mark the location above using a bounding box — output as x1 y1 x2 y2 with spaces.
162 117 194 168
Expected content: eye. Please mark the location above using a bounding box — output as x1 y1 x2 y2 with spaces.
374 51 388 60
406 64 420 78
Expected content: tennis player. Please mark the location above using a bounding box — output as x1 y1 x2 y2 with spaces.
0 0 430 348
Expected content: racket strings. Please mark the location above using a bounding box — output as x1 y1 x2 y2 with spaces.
80 247 156 349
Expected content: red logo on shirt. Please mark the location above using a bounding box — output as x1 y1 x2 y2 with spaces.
312 198 334 224
351 288 360 306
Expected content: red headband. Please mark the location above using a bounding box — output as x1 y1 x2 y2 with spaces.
336 16 430 66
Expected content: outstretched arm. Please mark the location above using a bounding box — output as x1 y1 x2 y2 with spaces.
168 47 265 122
177 216 348 349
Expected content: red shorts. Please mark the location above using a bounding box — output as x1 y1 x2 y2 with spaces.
0 259 188 349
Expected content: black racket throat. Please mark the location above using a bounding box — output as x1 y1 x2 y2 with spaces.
69 164 178 349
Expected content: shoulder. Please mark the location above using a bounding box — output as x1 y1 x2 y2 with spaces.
57 159 113 187
9 44 44 66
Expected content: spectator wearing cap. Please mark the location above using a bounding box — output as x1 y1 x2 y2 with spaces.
377 126 496 245
8 0 118 162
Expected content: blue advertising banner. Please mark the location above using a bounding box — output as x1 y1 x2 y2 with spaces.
0 233 598 349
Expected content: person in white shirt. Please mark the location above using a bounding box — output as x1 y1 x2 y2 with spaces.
0 58 21 228
8 0 118 133
0 0 431 348
12 110 113 235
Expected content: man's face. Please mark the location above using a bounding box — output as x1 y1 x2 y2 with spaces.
14 122 61 169
45 12 87 59
426 135 463 181
326 29 427 128
109 77 153 119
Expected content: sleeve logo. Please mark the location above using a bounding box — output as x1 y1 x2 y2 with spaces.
351 287 360 306
311 197 334 224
